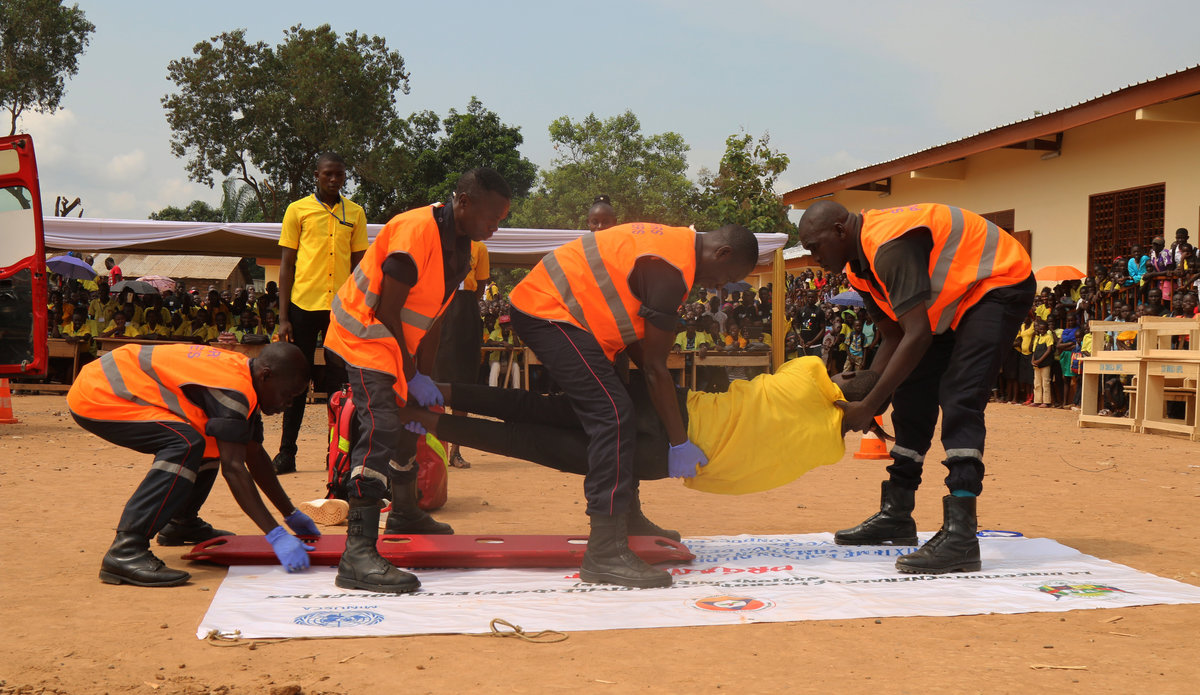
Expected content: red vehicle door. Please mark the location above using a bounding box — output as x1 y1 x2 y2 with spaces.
0 134 47 376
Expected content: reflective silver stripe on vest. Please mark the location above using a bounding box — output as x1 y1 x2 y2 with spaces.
151 459 197 483
542 251 592 333
929 206 965 297
934 214 1003 334
353 265 381 310
401 306 435 332
330 295 394 340
137 346 187 420
580 234 639 346
205 387 249 418
99 351 163 412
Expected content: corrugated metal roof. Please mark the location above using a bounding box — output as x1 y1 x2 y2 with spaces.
102 254 242 280
783 64 1200 204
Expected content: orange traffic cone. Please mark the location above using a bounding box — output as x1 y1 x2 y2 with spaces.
0 378 19 425
853 415 889 460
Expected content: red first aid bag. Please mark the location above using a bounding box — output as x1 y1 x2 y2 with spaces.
326 385 448 510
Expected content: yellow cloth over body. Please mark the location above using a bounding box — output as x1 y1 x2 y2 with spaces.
684 356 845 495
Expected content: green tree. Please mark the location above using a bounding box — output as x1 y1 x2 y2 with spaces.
696 132 794 243
162 24 410 221
0 0 94 135
149 200 222 222
354 97 537 222
509 111 696 230
219 177 262 223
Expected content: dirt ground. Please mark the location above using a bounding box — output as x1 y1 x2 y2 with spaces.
2 393 1199 695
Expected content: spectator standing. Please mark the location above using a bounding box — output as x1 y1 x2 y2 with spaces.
273 152 367 474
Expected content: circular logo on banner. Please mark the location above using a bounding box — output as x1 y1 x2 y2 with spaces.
692 595 776 612
293 609 385 628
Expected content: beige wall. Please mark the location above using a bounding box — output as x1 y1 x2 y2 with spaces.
817 111 1200 270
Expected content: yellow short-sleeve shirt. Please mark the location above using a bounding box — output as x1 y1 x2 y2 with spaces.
461 241 490 292
279 194 369 312
684 356 846 495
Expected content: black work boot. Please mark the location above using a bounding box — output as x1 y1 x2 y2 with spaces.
626 489 682 542
580 514 673 589
100 531 190 587
156 517 233 546
834 481 918 546
335 498 420 594
384 479 453 535
272 451 296 475
895 495 981 574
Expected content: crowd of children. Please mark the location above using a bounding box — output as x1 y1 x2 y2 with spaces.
45 277 284 378
44 229 1200 404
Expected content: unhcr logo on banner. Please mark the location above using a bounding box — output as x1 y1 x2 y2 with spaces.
294 609 385 627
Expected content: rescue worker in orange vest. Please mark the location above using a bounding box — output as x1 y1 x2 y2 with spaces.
508 222 759 588
323 168 512 594
67 342 314 587
796 201 1035 575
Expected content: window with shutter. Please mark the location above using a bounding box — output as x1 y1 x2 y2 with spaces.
1087 183 1165 273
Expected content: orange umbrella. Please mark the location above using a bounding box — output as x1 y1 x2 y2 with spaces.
1035 265 1086 282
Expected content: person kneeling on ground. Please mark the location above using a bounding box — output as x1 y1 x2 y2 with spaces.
398 356 878 545
68 342 318 587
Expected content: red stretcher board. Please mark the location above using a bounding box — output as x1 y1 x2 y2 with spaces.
182 534 695 568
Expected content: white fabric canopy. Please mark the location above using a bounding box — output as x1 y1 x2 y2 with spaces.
43 217 790 266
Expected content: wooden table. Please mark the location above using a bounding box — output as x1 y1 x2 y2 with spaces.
13 338 89 392
521 348 697 391
690 351 772 386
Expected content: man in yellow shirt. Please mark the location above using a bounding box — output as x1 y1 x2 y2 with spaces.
275 152 369 474
396 357 875 539
432 239 490 468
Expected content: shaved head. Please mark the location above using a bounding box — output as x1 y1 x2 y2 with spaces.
797 200 849 237
253 342 311 415
796 200 856 273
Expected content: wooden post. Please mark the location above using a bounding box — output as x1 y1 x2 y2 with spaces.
772 248 785 370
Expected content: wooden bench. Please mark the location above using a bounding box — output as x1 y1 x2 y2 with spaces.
1140 358 1200 440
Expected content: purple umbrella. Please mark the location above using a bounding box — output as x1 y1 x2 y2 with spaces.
46 255 97 280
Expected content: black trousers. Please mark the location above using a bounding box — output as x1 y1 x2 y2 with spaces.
279 303 347 457
342 362 419 501
433 290 483 384
437 381 680 480
510 309 637 517
72 414 219 538
887 275 1035 495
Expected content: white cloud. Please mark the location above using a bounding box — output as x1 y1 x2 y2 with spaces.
15 109 79 166
106 150 147 179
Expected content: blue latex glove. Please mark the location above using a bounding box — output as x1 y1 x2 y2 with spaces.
407 371 443 407
404 419 427 435
668 440 709 479
266 525 313 572
284 509 320 538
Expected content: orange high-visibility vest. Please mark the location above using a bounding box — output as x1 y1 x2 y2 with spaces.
67 343 257 457
324 204 455 401
509 223 697 360
845 204 1031 334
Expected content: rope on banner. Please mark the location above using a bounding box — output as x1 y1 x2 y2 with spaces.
202 629 297 648
476 618 568 643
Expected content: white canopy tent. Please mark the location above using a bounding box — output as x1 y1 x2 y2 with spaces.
43 217 790 266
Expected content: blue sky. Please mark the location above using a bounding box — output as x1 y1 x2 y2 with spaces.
16 0 1200 219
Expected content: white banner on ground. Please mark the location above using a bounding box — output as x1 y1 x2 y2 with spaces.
197 534 1200 639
